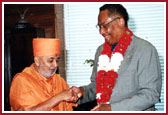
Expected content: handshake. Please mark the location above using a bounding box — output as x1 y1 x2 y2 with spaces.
59 86 111 111
60 86 84 103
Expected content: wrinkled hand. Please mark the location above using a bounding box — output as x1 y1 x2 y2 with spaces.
60 89 78 103
71 86 83 99
91 104 111 111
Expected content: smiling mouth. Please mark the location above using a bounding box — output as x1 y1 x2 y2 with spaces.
104 35 109 39
103 34 110 40
50 68 56 72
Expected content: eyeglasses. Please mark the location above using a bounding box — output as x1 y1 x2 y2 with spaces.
96 17 121 30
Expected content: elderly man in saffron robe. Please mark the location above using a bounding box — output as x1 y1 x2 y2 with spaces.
9 38 77 111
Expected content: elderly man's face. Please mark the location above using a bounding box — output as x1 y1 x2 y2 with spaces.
98 9 122 46
35 55 59 78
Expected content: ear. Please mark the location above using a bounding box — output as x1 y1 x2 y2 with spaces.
34 56 40 66
118 18 125 27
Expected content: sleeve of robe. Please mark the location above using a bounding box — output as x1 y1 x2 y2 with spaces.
10 73 42 110
52 74 77 111
10 73 77 111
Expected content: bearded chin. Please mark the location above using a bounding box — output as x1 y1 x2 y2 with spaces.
39 68 57 79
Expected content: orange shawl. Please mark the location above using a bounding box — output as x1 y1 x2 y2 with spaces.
10 64 76 111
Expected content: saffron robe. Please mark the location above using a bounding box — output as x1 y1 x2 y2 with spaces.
10 64 76 111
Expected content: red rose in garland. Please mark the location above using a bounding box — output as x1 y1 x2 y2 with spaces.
96 28 133 104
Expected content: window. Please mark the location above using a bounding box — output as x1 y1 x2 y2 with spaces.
64 3 165 111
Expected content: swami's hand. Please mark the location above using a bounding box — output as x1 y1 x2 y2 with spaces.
71 86 83 99
60 89 78 103
91 104 111 111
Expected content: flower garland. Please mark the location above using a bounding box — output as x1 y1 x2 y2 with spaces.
96 28 133 104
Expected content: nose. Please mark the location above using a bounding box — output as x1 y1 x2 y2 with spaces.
53 60 58 68
99 27 106 35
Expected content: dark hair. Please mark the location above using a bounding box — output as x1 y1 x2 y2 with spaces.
100 4 129 27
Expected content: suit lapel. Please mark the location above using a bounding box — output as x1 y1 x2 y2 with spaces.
117 35 135 74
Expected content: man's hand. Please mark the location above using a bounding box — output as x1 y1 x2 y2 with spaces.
70 86 84 100
60 89 78 102
91 104 111 111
